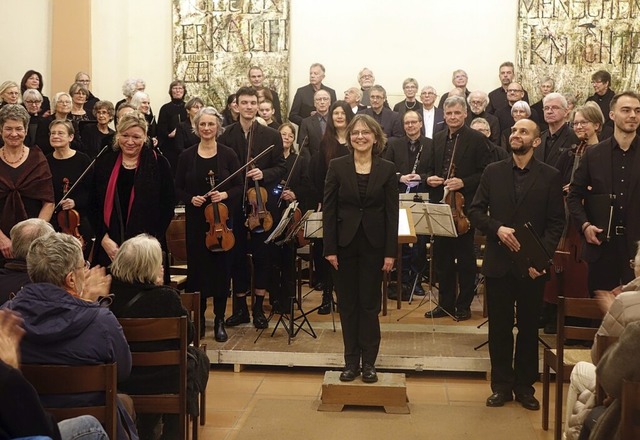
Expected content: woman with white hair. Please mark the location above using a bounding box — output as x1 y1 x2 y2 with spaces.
499 100 531 149
130 91 157 147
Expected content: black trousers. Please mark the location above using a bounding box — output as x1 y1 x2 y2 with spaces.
587 235 634 294
433 229 476 312
486 273 544 396
332 226 384 367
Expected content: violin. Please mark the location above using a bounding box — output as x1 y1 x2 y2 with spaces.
245 162 273 233
444 164 470 235
204 170 235 252
58 178 86 249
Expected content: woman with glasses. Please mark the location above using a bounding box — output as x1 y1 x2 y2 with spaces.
392 78 420 118
21 89 44 147
20 70 50 117
90 112 175 269
34 92 74 156
323 114 398 384
157 80 188 174
79 100 116 159
0 82 20 108
499 100 531 149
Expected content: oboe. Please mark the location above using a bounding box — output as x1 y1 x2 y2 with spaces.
405 142 423 194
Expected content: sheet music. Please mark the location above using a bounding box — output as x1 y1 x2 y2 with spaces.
304 211 323 239
399 201 457 238
398 208 411 236
265 201 297 243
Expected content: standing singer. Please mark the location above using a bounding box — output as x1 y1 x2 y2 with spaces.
323 114 398 383
469 118 564 410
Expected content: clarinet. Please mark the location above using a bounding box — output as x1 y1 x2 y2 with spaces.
405 143 423 194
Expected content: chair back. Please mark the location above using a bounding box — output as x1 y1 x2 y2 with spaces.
118 317 188 440
621 379 640 440
21 362 117 439
594 334 619 405
556 296 603 366
180 292 201 346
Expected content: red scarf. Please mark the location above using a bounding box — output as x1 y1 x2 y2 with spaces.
103 153 136 228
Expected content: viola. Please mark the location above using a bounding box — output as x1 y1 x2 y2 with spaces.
204 170 235 252
245 164 273 233
444 163 470 235
57 177 85 249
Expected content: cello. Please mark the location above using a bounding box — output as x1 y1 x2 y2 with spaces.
57 178 86 249
543 140 590 304
204 170 235 252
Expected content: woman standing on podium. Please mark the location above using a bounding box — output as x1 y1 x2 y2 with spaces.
323 114 398 384
175 107 243 342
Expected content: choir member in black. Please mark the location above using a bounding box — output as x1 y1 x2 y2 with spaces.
79 100 115 159
0 82 20 109
221 94 239 128
269 122 311 313
21 89 45 147
157 80 188 174
174 97 203 155
75 72 99 117
0 105 54 260
586 70 615 130
68 83 90 138
20 70 50 116
175 107 243 341
218 87 286 330
130 91 158 148
90 112 175 271
309 100 354 313
34 92 73 156
46 120 93 258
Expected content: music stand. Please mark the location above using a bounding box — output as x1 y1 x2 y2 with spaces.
397 200 458 325
399 193 431 303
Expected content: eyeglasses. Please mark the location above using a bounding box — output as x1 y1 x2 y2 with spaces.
24 100 42 105
507 89 523 93
543 105 563 112
573 120 592 127
351 130 373 137
421 92 436 96
369 95 385 100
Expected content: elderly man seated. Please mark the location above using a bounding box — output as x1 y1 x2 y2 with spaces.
0 219 54 305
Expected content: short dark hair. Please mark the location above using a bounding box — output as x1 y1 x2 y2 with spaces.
591 70 611 85
236 86 257 102
610 91 640 111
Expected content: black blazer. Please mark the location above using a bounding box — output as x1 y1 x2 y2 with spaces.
468 156 565 278
420 107 446 138
323 155 399 257
427 125 490 207
359 107 404 141
384 135 433 192
288 84 337 126
465 111 500 144
567 136 640 262
298 114 325 156
534 123 580 168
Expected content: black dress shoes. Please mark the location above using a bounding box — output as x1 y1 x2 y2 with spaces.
486 391 513 407
252 309 268 329
424 306 451 319
455 309 472 321
225 307 250 327
339 365 360 382
214 318 228 342
362 364 378 383
515 393 540 411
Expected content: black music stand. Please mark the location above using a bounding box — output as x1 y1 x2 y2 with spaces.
397 200 459 324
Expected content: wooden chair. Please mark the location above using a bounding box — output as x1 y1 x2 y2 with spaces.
166 209 188 290
180 292 207 438
119 317 188 440
621 379 640 440
542 296 604 440
21 362 117 440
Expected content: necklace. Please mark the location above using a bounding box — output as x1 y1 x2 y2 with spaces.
1 146 26 165
405 100 417 110
122 160 137 169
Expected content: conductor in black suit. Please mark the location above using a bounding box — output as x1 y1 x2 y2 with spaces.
323 114 398 384
425 96 490 321
567 91 640 293
468 118 565 410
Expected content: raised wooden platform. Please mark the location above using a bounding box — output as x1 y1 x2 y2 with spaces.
318 371 409 414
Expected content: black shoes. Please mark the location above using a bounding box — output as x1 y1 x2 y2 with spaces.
252 308 268 329
486 391 513 407
362 364 378 383
225 307 250 327
214 318 228 342
317 302 332 315
455 309 472 321
339 365 360 382
424 306 451 319
515 393 540 411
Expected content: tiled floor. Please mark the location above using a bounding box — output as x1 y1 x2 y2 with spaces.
199 365 565 439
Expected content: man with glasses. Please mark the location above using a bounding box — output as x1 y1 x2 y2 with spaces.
465 91 500 143
359 85 403 141
487 61 530 114
494 82 537 137
419 86 445 139
357 67 376 107
298 89 331 156
533 92 579 167
586 70 615 129
289 63 336 125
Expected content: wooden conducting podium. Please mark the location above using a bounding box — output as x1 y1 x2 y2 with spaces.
382 208 417 315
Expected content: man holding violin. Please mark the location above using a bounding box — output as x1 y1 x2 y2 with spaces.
425 96 489 321
218 87 285 329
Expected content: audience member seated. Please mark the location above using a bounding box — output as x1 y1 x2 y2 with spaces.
0 309 109 440
0 219 54 305
563 243 640 440
109 234 209 440
2 232 133 438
